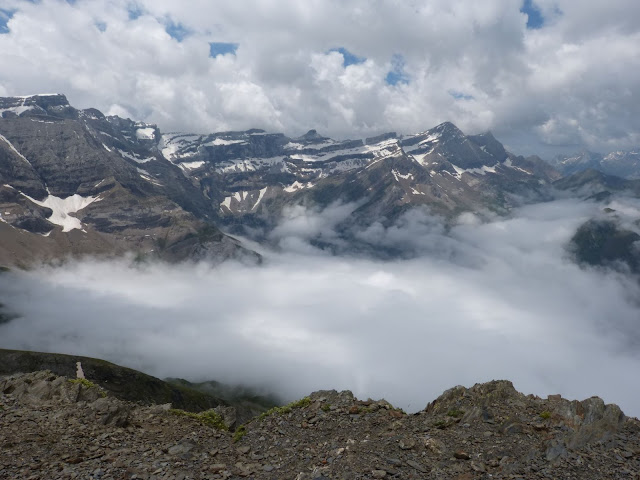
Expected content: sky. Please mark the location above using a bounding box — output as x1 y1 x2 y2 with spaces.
0 0 639 157
1 197 640 416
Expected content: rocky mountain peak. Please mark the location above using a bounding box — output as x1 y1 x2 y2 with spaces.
432 121 465 137
0 93 70 118
298 129 326 141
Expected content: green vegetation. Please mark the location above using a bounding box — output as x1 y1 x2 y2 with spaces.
169 408 228 431
258 396 311 421
164 377 280 415
321 404 331 412
447 408 465 418
539 410 552 420
68 378 107 397
433 420 447 429
232 425 246 442
69 378 98 388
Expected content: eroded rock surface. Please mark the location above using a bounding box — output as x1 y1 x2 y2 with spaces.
1 373 638 479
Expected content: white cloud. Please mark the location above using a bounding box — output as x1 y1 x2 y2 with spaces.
1 198 639 417
0 1 638 153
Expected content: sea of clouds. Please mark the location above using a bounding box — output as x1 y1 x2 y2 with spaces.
1 197 639 415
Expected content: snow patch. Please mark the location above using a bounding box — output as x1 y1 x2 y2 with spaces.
220 196 232 211
0 134 31 165
137 168 163 186
252 187 268 211
179 161 206 171
0 105 35 116
15 93 60 98
216 156 284 173
392 169 414 182
21 193 101 232
503 158 532 175
135 127 155 140
205 138 246 147
403 132 442 153
117 149 155 164
451 163 498 179
284 181 314 193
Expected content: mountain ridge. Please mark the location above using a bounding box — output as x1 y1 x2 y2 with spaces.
1 357 638 479
1 93 638 268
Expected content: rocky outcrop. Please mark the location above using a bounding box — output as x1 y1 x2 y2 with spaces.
0 349 234 414
1 370 638 480
570 219 640 274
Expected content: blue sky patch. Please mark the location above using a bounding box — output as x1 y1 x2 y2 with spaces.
449 90 474 101
520 0 544 29
329 47 366 67
209 42 239 58
385 54 409 86
95 21 107 32
127 3 143 20
0 9 15 34
165 19 191 42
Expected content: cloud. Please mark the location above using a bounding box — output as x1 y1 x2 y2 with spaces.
1 198 640 417
0 0 638 154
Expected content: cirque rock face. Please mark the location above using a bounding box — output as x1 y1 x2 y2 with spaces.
0 94 256 266
162 121 559 232
1 370 638 480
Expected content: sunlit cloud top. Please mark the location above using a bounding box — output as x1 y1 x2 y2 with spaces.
0 0 639 155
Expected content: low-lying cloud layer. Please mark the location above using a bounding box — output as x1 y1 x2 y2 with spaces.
1 198 640 415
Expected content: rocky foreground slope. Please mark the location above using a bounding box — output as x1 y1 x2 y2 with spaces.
1 369 638 480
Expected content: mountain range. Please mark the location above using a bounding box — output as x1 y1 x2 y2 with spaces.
551 150 640 179
0 94 639 269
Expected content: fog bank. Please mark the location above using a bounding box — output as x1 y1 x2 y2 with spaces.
1 198 639 415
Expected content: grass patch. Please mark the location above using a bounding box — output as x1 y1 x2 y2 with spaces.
447 409 465 418
232 425 246 442
68 378 106 397
169 408 228 431
539 411 552 420
258 396 311 421
433 420 447 429
321 404 331 412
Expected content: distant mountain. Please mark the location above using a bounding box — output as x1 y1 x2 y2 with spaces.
161 121 560 242
554 169 640 275
553 168 640 200
550 150 640 179
0 93 571 264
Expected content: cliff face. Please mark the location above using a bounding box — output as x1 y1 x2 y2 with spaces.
1 367 638 480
